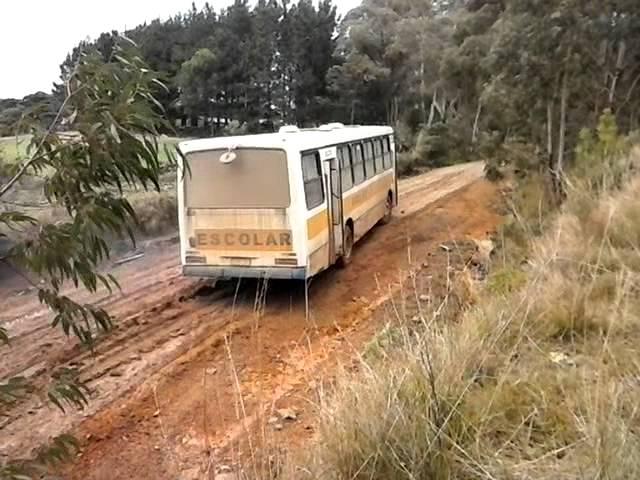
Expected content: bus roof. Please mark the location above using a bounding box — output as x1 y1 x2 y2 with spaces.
178 124 394 155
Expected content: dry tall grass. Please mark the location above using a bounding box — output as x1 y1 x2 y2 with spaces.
292 150 640 479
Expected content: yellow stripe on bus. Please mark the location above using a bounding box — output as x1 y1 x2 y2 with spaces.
306 174 394 241
307 210 329 240
344 174 393 218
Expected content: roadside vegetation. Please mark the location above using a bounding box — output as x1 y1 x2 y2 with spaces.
292 115 640 479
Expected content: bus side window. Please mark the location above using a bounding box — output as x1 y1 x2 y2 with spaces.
363 140 375 178
302 152 324 210
382 136 391 169
338 145 353 191
351 143 365 184
373 138 383 172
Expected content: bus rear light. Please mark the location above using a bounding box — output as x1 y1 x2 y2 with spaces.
275 257 298 266
185 255 206 264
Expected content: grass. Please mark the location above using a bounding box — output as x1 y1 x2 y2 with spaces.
0 134 184 165
0 135 30 164
290 148 640 479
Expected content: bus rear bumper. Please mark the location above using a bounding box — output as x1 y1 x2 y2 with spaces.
182 265 307 280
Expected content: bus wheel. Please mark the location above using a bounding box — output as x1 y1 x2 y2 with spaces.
338 224 354 267
381 194 393 224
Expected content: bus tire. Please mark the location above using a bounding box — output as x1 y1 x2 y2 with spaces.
338 224 354 268
380 193 393 225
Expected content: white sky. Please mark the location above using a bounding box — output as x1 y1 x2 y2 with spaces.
0 0 359 99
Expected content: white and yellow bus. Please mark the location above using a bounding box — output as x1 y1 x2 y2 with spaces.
177 123 397 280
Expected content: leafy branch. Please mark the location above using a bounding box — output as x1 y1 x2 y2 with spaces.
0 37 179 478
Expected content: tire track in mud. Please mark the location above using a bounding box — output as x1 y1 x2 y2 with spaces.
0 266 190 380
0 163 488 475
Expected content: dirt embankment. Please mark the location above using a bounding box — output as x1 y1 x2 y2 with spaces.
0 162 499 479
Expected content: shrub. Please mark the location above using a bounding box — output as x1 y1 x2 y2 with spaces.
397 151 418 177
393 120 416 153
573 109 633 191
128 191 178 237
221 120 248 136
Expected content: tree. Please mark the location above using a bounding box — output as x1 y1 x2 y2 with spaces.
289 0 338 125
215 0 256 125
250 0 282 128
0 38 177 478
178 47 219 127
486 0 640 195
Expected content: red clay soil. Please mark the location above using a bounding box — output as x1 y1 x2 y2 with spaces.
0 162 501 479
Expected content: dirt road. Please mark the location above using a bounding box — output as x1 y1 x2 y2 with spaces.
0 161 497 478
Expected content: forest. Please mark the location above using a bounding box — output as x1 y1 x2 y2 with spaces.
1 0 638 175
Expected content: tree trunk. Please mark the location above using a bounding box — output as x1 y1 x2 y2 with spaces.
546 100 554 169
556 67 569 189
394 96 399 125
421 60 427 125
630 106 638 131
209 103 215 136
609 40 627 107
433 93 446 122
472 100 482 144
387 96 399 126
427 89 437 128
622 71 640 109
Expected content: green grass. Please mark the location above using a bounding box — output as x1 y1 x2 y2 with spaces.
0 134 184 165
0 135 30 163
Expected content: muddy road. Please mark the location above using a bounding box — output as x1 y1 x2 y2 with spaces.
0 161 498 478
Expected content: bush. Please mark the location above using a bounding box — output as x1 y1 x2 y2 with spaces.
393 120 416 153
573 109 634 191
412 121 471 168
393 120 474 174
481 133 540 181
397 152 418 177
0 157 11 181
221 120 248 136
128 191 178 237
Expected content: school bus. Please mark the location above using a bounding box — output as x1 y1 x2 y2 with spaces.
177 123 397 280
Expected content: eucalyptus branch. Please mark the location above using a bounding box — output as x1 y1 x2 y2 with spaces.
0 81 81 200
0 154 41 199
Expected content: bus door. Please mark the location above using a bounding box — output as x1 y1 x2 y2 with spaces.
320 147 344 264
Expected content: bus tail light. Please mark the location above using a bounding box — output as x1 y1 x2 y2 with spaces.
275 257 298 266
185 255 206 264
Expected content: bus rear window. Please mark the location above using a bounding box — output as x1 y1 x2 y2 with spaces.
184 148 290 208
